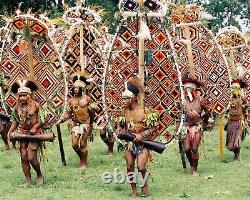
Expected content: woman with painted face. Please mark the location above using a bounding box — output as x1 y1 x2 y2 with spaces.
181 75 212 176
116 76 158 198
225 79 249 161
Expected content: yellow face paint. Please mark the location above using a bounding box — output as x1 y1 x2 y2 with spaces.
231 86 241 96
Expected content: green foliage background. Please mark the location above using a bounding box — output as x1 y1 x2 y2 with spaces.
0 0 249 33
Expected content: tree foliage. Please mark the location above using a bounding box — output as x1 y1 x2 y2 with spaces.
204 0 249 32
0 0 249 33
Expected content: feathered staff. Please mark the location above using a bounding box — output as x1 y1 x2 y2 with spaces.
216 26 246 160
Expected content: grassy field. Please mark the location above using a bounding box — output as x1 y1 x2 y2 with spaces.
0 123 250 200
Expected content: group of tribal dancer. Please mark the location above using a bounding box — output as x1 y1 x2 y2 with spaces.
0 66 249 198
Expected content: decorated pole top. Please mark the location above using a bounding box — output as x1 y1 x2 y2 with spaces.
171 5 202 25
171 4 214 27
118 0 166 17
216 26 247 79
62 2 102 26
216 26 246 50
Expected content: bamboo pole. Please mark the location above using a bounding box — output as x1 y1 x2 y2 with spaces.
183 26 195 79
229 49 237 78
26 18 34 79
80 23 85 70
138 0 145 107
219 114 224 160
138 20 145 107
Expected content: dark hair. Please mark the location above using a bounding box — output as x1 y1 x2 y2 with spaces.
11 81 38 94
127 82 140 96
72 76 90 86
240 80 248 88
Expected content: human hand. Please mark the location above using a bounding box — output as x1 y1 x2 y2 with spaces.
30 127 37 135
133 134 142 144
7 131 13 140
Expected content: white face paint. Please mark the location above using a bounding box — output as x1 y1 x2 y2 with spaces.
186 88 193 102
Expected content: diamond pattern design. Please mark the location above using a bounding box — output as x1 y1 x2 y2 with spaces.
63 25 105 121
170 23 231 114
105 17 183 140
0 16 66 122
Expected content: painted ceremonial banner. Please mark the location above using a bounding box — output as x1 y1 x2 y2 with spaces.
61 5 106 122
217 26 250 120
105 0 184 141
170 5 231 115
0 15 67 121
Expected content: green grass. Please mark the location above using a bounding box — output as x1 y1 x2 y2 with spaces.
0 124 250 200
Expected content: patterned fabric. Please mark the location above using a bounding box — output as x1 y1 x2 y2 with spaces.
226 120 244 150
0 16 66 122
170 24 231 114
105 16 183 141
59 6 106 123
230 47 250 121
50 27 67 54
62 24 105 123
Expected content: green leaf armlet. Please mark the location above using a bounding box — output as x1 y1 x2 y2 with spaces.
118 116 126 128
10 109 20 123
145 110 159 128
88 102 97 111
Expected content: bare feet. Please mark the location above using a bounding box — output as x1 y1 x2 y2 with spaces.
141 184 149 197
80 159 87 167
233 156 240 162
191 167 199 177
80 164 87 171
130 191 137 199
130 184 137 199
36 175 44 185
107 149 113 156
1 145 10 151
20 178 32 187
192 171 200 177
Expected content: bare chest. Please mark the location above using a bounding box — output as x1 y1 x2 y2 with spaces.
186 98 201 115
125 108 145 124
71 97 88 108
17 104 37 119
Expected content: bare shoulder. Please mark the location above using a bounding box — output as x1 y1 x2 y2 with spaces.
87 96 93 103
242 96 247 104
145 107 151 114
68 98 74 105
34 100 42 109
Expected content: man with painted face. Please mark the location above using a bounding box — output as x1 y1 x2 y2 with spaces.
116 76 158 198
182 75 211 176
7 80 45 186
57 71 96 169
225 78 249 161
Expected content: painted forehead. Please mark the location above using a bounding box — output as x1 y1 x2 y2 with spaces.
184 83 196 89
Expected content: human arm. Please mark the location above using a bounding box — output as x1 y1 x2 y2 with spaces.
7 108 19 139
57 99 73 125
